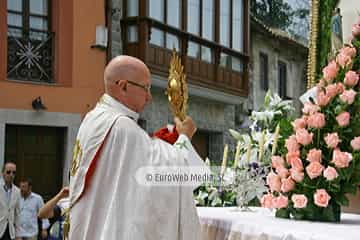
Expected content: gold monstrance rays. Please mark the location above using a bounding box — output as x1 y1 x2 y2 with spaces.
166 50 188 121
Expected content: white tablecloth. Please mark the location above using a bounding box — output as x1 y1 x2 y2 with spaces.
197 207 360 240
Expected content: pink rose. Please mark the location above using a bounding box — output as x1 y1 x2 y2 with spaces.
317 90 331 107
286 150 300 163
314 189 331 208
307 149 322 163
335 82 345 94
276 166 290 179
290 169 304 182
325 84 338 98
344 71 359 87
272 156 285 169
323 166 338 181
339 46 356 58
292 118 307 131
332 148 352 168
296 128 313 146
340 89 357 104
351 136 360 150
336 112 350 127
285 135 300 152
281 177 295 193
336 52 352 68
306 162 324 179
266 172 281 192
302 103 320 115
290 155 304 171
307 113 326 129
322 61 339 82
324 132 340 148
261 193 274 208
352 23 360 37
272 195 288 209
291 194 308 209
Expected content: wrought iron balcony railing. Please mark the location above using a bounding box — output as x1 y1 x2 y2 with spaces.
7 27 55 83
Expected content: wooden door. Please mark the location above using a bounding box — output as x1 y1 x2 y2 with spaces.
5 125 65 200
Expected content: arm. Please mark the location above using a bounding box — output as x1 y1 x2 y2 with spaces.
38 187 69 219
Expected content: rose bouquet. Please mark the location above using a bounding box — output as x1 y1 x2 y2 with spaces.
261 18 360 222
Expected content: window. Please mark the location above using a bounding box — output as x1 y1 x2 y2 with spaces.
278 61 287 98
259 52 268 91
7 0 53 83
148 0 181 51
220 0 230 47
219 0 244 71
187 0 215 63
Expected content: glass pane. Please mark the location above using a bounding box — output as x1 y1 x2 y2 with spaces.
220 53 231 68
7 13 22 27
232 0 243 51
232 57 243 72
167 0 181 28
29 31 47 41
202 0 214 41
150 28 164 46
30 0 48 15
166 33 179 51
149 0 164 22
128 25 138 42
220 0 230 47
187 0 200 35
187 41 200 58
7 27 22 38
127 0 139 16
201 46 212 63
7 0 22 11
30 16 48 30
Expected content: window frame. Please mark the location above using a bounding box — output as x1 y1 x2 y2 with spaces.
147 0 182 50
7 0 52 35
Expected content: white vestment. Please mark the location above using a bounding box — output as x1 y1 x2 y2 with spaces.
69 94 206 240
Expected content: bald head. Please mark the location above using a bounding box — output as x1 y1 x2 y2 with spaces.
104 55 150 93
103 55 152 112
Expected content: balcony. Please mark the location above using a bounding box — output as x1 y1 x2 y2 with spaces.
7 27 55 83
121 17 249 96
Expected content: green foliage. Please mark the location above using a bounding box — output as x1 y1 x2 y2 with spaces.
315 0 340 77
251 0 294 30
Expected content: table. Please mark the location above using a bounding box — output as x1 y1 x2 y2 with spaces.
197 207 360 240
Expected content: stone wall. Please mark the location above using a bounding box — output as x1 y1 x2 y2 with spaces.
250 29 308 114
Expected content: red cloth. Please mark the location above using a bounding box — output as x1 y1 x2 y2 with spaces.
153 126 179 144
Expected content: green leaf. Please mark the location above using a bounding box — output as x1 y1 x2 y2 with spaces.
334 194 349 206
210 196 222 207
343 184 358 195
275 208 290 219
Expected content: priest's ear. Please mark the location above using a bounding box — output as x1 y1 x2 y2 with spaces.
115 80 127 91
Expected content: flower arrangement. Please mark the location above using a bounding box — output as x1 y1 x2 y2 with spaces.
261 18 360 222
193 91 294 207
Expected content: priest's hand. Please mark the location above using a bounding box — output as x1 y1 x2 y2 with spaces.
174 116 197 140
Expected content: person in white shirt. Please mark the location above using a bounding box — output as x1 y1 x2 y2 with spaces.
69 55 207 240
17 179 49 240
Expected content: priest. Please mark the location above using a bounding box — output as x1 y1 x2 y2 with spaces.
69 55 207 240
